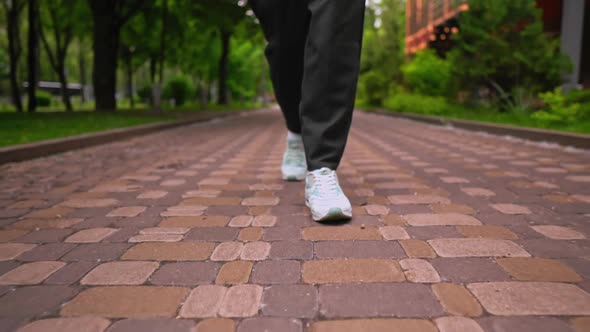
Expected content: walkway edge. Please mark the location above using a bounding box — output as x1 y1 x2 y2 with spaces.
367 109 590 150
0 111 244 165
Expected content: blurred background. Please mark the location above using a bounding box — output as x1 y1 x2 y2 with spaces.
0 0 588 147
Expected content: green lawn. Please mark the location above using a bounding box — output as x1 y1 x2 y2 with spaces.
367 93 590 135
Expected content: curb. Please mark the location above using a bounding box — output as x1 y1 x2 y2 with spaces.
368 109 590 150
0 111 244 165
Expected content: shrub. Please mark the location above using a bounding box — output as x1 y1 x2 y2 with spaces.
532 88 580 122
35 91 52 107
402 49 452 97
137 86 152 103
358 70 390 107
163 77 193 106
384 93 454 116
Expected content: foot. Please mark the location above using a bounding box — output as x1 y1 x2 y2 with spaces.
281 135 307 181
305 167 353 222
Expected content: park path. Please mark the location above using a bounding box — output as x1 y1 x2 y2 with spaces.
0 108 589 332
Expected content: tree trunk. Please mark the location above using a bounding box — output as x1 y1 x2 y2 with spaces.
158 0 168 84
57 61 73 111
79 38 87 102
217 29 231 105
6 3 24 112
27 0 40 112
126 51 134 109
91 4 120 112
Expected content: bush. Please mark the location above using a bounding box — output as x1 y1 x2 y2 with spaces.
137 86 152 103
163 77 193 106
358 70 390 107
383 93 455 116
402 49 452 97
532 88 582 123
35 91 52 107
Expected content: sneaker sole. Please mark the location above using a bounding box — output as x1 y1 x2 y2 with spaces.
282 173 306 182
305 199 352 222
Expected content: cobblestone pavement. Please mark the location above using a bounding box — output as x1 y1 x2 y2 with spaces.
1 108 590 332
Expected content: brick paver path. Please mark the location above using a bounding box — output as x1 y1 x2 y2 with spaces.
1 108 590 332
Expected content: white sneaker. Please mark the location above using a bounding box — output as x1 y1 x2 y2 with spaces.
305 167 352 222
282 136 307 181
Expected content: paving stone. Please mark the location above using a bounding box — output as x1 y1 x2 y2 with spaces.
431 203 475 215
497 257 582 282
44 261 97 285
10 218 82 230
185 227 239 241
229 215 253 227
432 257 510 282
238 318 301 332
428 238 530 257
252 215 277 227
65 228 118 243
435 317 484 332
241 242 271 261
160 216 229 228
107 319 195 332
62 243 129 262
238 227 263 242
457 225 518 239
399 259 440 283
219 284 264 317
0 229 29 242
468 282 590 315
310 319 437 332
150 262 219 285
180 285 227 318
128 234 183 242
241 197 279 206
303 259 404 284
262 285 317 317
432 283 483 317
61 286 189 318
61 199 118 208
0 243 36 261
405 226 461 239
81 261 158 285
314 241 405 259
17 317 111 332
399 240 436 258
15 229 73 243
0 261 65 285
269 241 312 260
571 317 590 332
531 225 585 240
19 243 76 261
491 204 532 215
137 191 168 199
379 226 410 240
319 283 443 318
251 260 300 284
380 214 407 226
140 227 189 235
216 261 253 285
403 213 481 226
122 242 214 261
0 285 78 318
461 188 495 196
478 317 576 332
264 226 302 241
195 319 235 332
363 205 390 216
211 242 243 261
303 226 381 241
388 195 450 205
106 206 146 218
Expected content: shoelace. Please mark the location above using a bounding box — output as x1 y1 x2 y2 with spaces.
310 169 341 200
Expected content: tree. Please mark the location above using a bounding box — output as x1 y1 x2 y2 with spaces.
39 0 83 111
87 0 148 111
2 0 26 112
448 0 571 104
27 0 40 112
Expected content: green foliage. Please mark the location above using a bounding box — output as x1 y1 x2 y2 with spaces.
163 76 193 106
532 88 581 122
137 86 152 103
384 93 456 115
402 49 452 97
358 71 390 107
448 0 571 99
35 91 53 107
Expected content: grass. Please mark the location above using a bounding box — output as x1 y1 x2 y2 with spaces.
365 93 590 135
0 101 267 147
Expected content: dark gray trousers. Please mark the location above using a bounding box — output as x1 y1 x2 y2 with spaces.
250 0 365 171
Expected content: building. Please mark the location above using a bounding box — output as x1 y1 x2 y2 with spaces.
405 0 589 89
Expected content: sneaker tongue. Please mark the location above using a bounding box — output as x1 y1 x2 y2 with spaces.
315 167 332 175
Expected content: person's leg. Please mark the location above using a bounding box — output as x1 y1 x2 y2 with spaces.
249 0 310 134
300 0 366 171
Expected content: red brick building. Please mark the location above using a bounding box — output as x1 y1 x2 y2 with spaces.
405 0 589 88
